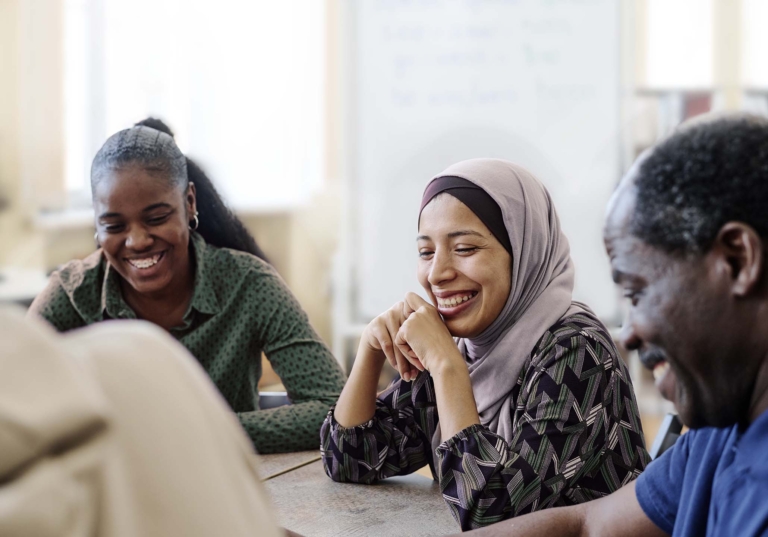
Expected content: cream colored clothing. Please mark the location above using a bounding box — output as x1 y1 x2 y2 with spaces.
0 308 282 537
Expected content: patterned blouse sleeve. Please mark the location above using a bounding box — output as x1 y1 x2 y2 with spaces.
435 326 649 531
321 372 438 484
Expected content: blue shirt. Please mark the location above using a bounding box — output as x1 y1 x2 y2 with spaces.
636 409 768 536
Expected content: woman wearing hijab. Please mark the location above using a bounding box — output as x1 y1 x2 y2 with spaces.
29 118 345 455
320 159 650 531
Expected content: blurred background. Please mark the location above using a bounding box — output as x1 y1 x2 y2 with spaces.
1 0 767 445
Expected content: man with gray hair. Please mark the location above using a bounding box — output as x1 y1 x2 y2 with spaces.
462 115 768 536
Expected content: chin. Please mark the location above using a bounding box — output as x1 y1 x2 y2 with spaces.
126 274 172 295
447 323 482 339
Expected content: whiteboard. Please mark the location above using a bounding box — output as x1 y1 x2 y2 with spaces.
348 0 621 322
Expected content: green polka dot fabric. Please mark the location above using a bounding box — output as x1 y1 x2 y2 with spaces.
28 231 346 454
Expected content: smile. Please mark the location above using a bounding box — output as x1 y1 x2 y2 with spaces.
652 360 670 383
126 251 166 270
435 291 478 310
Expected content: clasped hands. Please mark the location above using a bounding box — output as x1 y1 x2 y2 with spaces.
362 292 464 381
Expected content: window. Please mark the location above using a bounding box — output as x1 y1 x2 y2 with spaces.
743 0 768 88
645 0 714 89
64 0 326 210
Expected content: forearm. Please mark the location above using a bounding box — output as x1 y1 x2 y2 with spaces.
333 343 385 427
431 356 480 442
457 503 586 537
457 482 662 537
239 400 333 453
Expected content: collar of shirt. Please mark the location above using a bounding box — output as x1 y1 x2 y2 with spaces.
735 407 768 470
98 231 221 324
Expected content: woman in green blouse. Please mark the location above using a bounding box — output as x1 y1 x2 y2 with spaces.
29 118 346 454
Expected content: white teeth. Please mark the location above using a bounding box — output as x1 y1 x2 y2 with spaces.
128 253 162 270
437 293 475 308
653 361 670 382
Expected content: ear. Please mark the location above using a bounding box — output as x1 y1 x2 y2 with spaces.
712 222 764 297
186 182 197 216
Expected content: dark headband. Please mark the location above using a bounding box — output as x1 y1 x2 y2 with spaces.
419 176 512 255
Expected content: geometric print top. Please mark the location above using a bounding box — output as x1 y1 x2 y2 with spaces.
320 311 650 531
28 231 346 454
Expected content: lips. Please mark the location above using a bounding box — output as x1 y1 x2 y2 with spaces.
638 348 667 370
640 349 677 405
123 250 168 278
434 290 479 316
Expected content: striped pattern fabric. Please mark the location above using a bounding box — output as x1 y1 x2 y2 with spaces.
320 312 650 531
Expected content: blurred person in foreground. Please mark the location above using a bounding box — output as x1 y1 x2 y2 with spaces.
0 310 297 536
461 115 768 536
322 159 649 531
27 118 345 454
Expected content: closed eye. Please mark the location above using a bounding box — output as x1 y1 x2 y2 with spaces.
147 213 171 225
456 247 478 255
623 289 642 306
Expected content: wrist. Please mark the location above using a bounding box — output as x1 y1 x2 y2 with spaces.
355 340 387 372
428 345 467 378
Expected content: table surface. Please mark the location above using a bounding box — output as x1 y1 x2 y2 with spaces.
263 459 459 536
258 450 322 481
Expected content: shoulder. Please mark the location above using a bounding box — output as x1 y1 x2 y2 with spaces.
51 250 105 295
199 242 302 315
202 242 279 284
531 309 618 368
28 251 105 329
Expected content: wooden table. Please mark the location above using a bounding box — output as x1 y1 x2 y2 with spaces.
261 458 459 536
258 450 322 481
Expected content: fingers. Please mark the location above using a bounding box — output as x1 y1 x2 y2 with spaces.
366 300 431 383
402 300 415 318
384 311 419 381
369 320 397 369
404 291 430 311
394 325 424 377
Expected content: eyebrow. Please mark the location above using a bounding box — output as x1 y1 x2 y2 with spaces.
98 203 173 220
417 230 486 241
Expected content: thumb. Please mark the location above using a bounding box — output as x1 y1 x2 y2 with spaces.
404 291 430 312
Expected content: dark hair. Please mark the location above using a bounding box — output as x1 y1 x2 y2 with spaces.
630 114 768 255
91 117 268 261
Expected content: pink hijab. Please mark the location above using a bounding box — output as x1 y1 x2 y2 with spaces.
422 159 586 449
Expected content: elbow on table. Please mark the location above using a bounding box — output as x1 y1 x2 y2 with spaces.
320 457 380 485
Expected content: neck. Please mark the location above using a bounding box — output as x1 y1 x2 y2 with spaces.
121 256 195 329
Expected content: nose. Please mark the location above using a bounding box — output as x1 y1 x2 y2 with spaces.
125 225 153 251
619 311 642 352
427 248 456 286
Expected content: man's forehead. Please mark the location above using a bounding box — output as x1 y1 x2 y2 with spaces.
604 181 637 242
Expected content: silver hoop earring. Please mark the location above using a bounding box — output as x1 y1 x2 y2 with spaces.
190 211 199 231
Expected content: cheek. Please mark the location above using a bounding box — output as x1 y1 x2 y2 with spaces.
99 236 122 259
416 263 434 300
482 258 511 305
159 220 190 246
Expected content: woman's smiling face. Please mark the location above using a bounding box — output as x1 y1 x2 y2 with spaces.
93 164 196 297
417 194 512 338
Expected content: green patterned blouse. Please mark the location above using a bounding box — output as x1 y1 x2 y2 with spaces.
28 231 346 454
